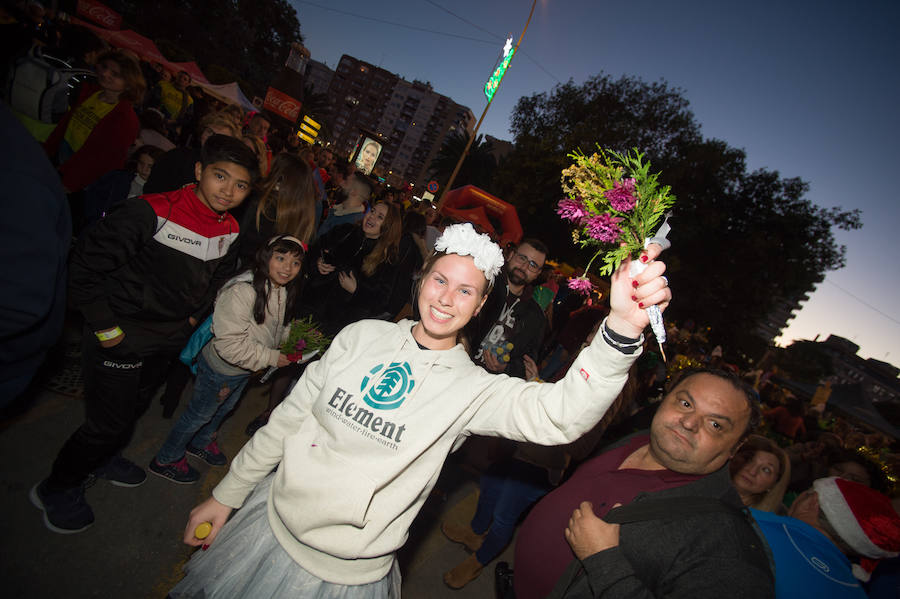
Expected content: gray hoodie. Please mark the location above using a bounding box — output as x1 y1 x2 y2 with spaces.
213 318 640 584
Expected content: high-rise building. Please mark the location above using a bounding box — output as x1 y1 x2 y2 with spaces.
305 59 334 96
322 55 474 188
755 291 811 343
817 335 900 403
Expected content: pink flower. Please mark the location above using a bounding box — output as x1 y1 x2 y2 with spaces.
604 178 637 212
567 276 594 296
585 214 622 242
295 339 307 351
557 198 587 223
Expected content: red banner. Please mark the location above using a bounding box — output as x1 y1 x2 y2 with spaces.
76 0 122 30
263 87 301 123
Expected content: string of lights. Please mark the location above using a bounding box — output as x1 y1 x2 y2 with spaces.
825 279 900 327
293 0 497 45
293 0 561 82
423 0 562 82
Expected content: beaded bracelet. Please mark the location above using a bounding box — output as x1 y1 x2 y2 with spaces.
600 318 644 354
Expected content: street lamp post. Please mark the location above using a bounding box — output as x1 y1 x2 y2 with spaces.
435 0 538 212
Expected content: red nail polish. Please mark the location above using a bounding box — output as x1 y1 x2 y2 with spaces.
202 544 209 551
631 295 638 301
638 302 644 308
632 281 639 288
640 255 648 263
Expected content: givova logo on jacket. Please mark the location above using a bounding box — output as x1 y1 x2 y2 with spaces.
361 362 415 410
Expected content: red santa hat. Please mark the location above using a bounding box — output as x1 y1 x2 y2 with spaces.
814 476 900 581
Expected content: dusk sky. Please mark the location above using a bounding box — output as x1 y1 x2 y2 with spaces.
292 0 900 366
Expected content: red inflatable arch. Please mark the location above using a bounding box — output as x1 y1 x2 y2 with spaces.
439 185 523 248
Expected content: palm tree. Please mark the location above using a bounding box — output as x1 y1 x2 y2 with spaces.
301 83 333 140
428 130 496 190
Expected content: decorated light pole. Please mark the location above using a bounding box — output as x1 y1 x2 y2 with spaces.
435 0 537 212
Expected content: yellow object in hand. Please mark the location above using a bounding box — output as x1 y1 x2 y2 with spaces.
194 522 213 540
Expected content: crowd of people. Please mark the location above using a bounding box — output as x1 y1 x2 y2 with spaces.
3 4 900 599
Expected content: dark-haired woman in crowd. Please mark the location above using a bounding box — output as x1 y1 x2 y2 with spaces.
44 49 145 193
306 201 402 335
237 152 318 266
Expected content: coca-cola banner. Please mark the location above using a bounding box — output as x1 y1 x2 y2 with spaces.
263 87 301 123
76 0 122 30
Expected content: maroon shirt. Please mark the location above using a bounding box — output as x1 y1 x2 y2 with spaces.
512 434 702 599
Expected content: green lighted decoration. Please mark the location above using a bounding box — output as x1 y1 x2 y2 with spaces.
484 37 515 102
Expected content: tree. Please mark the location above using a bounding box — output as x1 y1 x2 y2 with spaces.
428 131 496 191
492 73 862 351
118 0 302 96
673 164 860 352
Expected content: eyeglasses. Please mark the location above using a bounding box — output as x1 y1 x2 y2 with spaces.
513 252 543 272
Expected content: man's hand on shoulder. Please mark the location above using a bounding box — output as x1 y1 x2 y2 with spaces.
564 501 621 560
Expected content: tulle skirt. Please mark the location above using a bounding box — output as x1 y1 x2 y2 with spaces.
169 475 401 598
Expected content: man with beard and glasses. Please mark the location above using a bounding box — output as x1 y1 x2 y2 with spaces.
468 238 548 379
441 238 550 588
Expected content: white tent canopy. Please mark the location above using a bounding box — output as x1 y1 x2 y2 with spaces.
195 81 255 112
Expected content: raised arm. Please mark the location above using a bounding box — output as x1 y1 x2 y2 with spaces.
465 250 671 445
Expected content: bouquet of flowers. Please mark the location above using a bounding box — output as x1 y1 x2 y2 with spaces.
260 317 332 382
280 316 332 362
557 147 675 354
558 147 674 282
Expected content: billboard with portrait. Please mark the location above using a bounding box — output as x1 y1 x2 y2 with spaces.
354 137 382 175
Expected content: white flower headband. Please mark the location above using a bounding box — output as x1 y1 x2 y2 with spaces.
434 223 504 283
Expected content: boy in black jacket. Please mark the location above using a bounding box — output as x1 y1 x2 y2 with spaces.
31 135 259 534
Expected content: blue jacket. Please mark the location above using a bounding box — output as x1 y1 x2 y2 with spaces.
0 104 70 403
751 508 867 599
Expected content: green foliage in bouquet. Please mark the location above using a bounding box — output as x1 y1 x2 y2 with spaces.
558 147 676 277
281 316 332 361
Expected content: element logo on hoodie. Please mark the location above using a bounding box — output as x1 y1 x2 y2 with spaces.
361 362 415 410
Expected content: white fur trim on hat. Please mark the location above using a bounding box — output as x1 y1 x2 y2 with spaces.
814 477 899 560
433 223 504 283
851 563 871 582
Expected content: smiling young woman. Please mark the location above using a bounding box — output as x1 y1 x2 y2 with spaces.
412 252 491 350
171 223 673 599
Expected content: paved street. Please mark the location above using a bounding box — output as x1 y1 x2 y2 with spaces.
1 329 515 599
